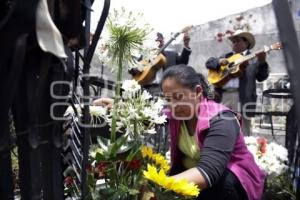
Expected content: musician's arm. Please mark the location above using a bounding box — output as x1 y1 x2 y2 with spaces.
128 68 141 76
176 47 191 65
205 57 220 70
205 52 233 70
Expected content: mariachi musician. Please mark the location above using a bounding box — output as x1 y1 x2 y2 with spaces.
129 31 191 96
205 30 270 136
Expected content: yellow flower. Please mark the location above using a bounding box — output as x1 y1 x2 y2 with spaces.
143 164 200 197
141 146 170 172
169 179 200 197
151 154 170 172
141 146 153 158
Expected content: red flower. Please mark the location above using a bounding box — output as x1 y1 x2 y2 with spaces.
126 159 142 170
257 137 267 154
95 162 107 178
64 176 74 186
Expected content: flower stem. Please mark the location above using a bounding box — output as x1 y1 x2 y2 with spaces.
111 51 123 142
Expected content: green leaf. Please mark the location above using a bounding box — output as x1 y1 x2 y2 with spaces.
109 135 129 157
128 188 140 195
125 143 142 161
95 152 106 162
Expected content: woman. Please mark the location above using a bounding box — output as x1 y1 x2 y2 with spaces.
161 64 265 200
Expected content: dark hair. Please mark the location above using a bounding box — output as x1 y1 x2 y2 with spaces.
156 32 164 39
161 64 214 99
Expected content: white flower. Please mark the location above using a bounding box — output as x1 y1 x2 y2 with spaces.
141 90 152 101
142 107 157 119
153 98 165 111
244 136 257 145
245 136 288 176
103 80 166 139
146 128 156 134
64 104 80 116
153 115 167 124
89 106 107 117
64 105 107 118
89 145 104 158
128 106 140 120
246 145 257 157
122 80 141 94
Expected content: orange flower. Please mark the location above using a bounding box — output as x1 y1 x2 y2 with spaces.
257 137 267 154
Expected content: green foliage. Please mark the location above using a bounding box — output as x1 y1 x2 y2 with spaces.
263 172 296 200
87 136 144 200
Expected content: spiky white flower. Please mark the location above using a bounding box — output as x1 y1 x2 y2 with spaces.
64 105 107 119
153 115 167 124
122 80 141 94
141 90 152 101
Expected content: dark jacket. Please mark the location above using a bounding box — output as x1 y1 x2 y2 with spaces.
205 50 269 117
163 47 191 69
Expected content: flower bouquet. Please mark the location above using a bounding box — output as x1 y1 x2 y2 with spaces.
65 7 201 199
244 136 288 176
87 144 200 200
141 146 200 200
86 79 167 199
244 136 295 200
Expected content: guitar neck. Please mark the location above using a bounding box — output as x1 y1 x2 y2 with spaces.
238 48 269 64
158 32 181 54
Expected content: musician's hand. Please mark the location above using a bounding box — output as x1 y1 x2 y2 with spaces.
93 98 114 110
256 52 267 64
183 32 190 49
219 58 229 66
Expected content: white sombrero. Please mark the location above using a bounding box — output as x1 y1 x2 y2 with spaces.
228 30 255 49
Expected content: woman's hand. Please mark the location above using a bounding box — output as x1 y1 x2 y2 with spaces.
171 167 207 189
93 97 114 110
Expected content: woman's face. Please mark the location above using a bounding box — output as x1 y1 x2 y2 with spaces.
162 77 202 120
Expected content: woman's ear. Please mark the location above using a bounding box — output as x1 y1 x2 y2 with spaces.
195 85 203 98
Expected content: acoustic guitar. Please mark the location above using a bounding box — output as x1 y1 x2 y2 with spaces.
133 26 192 85
208 42 282 87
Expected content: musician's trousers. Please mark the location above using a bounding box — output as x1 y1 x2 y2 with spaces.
222 90 252 136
